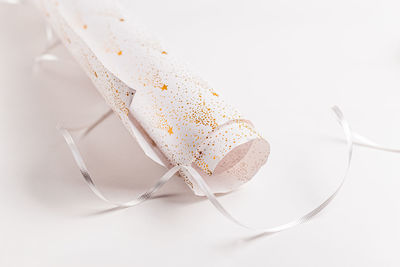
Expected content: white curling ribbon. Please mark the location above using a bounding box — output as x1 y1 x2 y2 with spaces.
34 24 61 63
58 107 398 233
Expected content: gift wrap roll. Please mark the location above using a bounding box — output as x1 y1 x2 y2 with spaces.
39 0 270 195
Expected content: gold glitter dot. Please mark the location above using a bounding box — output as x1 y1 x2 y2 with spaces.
117 50 123 56
83 24 87 29
167 126 173 135
161 84 168 91
161 51 167 55
120 18 125 22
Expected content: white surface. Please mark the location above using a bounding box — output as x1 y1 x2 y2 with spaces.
1 0 400 266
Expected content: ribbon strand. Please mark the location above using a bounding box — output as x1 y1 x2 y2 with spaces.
58 126 181 207
58 106 396 233
181 106 353 234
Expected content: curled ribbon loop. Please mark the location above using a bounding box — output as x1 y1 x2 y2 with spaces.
59 106 390 234
184 106 351 233
34 24 61 63
58 126 181 208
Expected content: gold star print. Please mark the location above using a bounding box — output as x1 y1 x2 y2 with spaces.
167 126 173 135
161 84 168 91
209 89 219 96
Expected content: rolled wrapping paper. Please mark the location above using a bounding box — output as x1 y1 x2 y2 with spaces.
38 0 270 195
5 0 395 234
32 0 400 233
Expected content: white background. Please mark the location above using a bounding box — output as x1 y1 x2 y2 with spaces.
1 0 400 266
